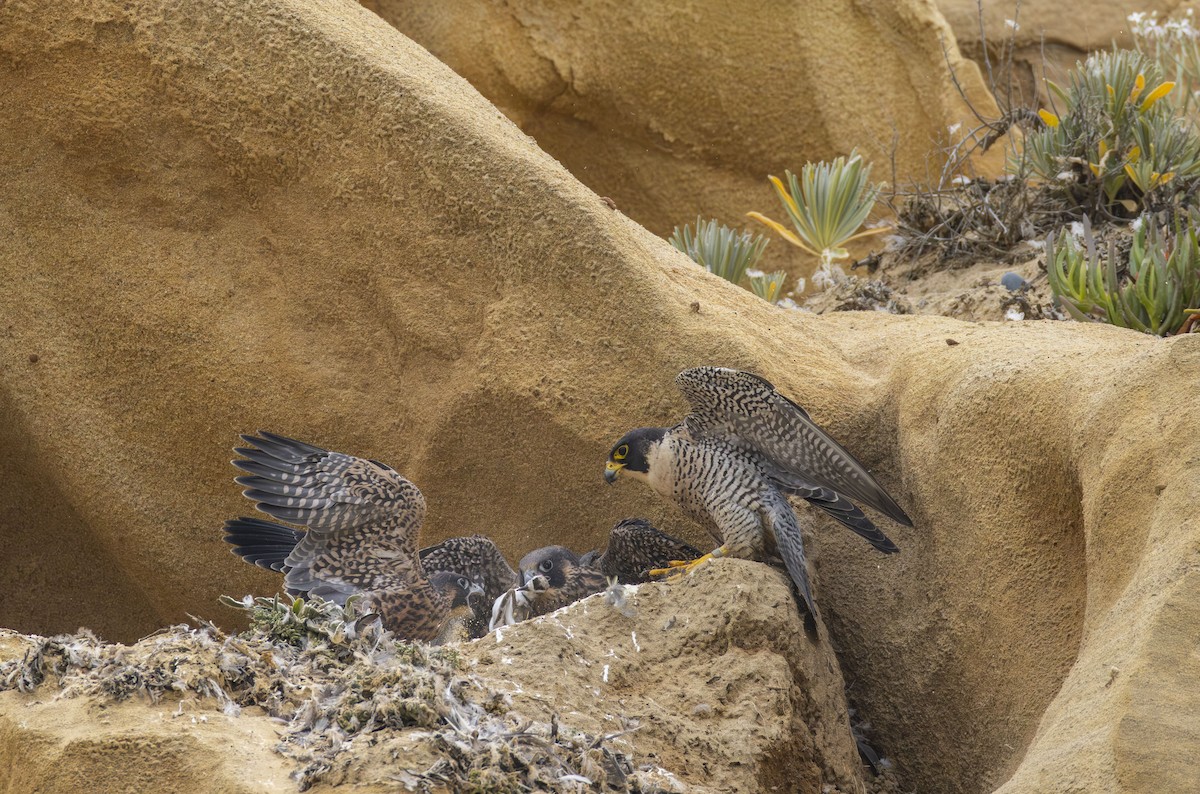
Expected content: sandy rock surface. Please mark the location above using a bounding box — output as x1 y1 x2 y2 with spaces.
363 0 1008 282
0 565 868 794
937 0 1180 103
474 560 864 794
938 0 1159 53
1 1 1198 792
801 244 1062 324
0 694 296 794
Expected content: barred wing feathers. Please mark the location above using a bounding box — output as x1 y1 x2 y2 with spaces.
232 431 427 602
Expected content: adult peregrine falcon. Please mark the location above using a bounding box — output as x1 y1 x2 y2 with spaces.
223 431 486 644
603 367 912 619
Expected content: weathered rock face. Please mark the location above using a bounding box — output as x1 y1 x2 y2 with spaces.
937 0 1177 103
938 0 1154 54
476 560 864 794
1 1 1198 793
0 563 866 794
362 0 1007 281
0 688 296 794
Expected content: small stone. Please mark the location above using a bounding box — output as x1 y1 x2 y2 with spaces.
28 353 39 363
1000 272 1027 292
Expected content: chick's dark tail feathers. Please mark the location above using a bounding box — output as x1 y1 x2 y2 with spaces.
222 516 303 573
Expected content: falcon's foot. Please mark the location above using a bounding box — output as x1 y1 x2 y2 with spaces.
649 545 727 579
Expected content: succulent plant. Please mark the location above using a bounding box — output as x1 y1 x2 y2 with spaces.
747 269 788 304
668 216 769 285
1047 213 1200 335
1024 49 1200 213
1130 10 1200 117
747 151 886 266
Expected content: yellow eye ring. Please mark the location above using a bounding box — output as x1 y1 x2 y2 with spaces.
614 444 629 461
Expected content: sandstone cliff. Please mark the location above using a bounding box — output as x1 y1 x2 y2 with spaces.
0 1 1197 792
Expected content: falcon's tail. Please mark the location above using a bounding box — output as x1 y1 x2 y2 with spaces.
762 497 817 623
223 517 303 573
803 492 900 554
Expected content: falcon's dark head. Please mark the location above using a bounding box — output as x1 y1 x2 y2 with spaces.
605 427 667 484
518 545 581 588
429 570 486 610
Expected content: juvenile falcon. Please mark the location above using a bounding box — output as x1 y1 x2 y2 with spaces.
419 535 518 637
578 517 702 583
223 431 486 644
490 518 702 628
603 367 912 619
226 514 481 642
514 545 609 618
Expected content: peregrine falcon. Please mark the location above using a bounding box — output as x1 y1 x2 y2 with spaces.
603 367 912 619
490 518 702 628
578 517 703 583
515 545 609 617
419 535 518 638
223 431 486 644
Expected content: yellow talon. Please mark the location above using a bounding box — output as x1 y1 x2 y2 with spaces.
649 546 727 579
648 560 691 577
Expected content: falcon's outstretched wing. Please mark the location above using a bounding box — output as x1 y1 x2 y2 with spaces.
222 516 303 574
676 367 912 529
232 430 427 603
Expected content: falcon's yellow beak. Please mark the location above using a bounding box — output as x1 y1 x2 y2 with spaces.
604 460 625 484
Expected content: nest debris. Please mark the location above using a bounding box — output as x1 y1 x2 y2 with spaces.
0 594 685 793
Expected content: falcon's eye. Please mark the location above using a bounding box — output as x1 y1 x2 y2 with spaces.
458 577 470 590
614 444 629 461
539 559 554 573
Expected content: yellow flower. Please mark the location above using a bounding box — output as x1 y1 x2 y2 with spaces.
1038 109 1060 128
1089 139 1111 176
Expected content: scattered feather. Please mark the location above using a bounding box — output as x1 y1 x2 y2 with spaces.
0 594 667 791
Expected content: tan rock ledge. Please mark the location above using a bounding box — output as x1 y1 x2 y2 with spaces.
1 562 867 794
0 0 1197 792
